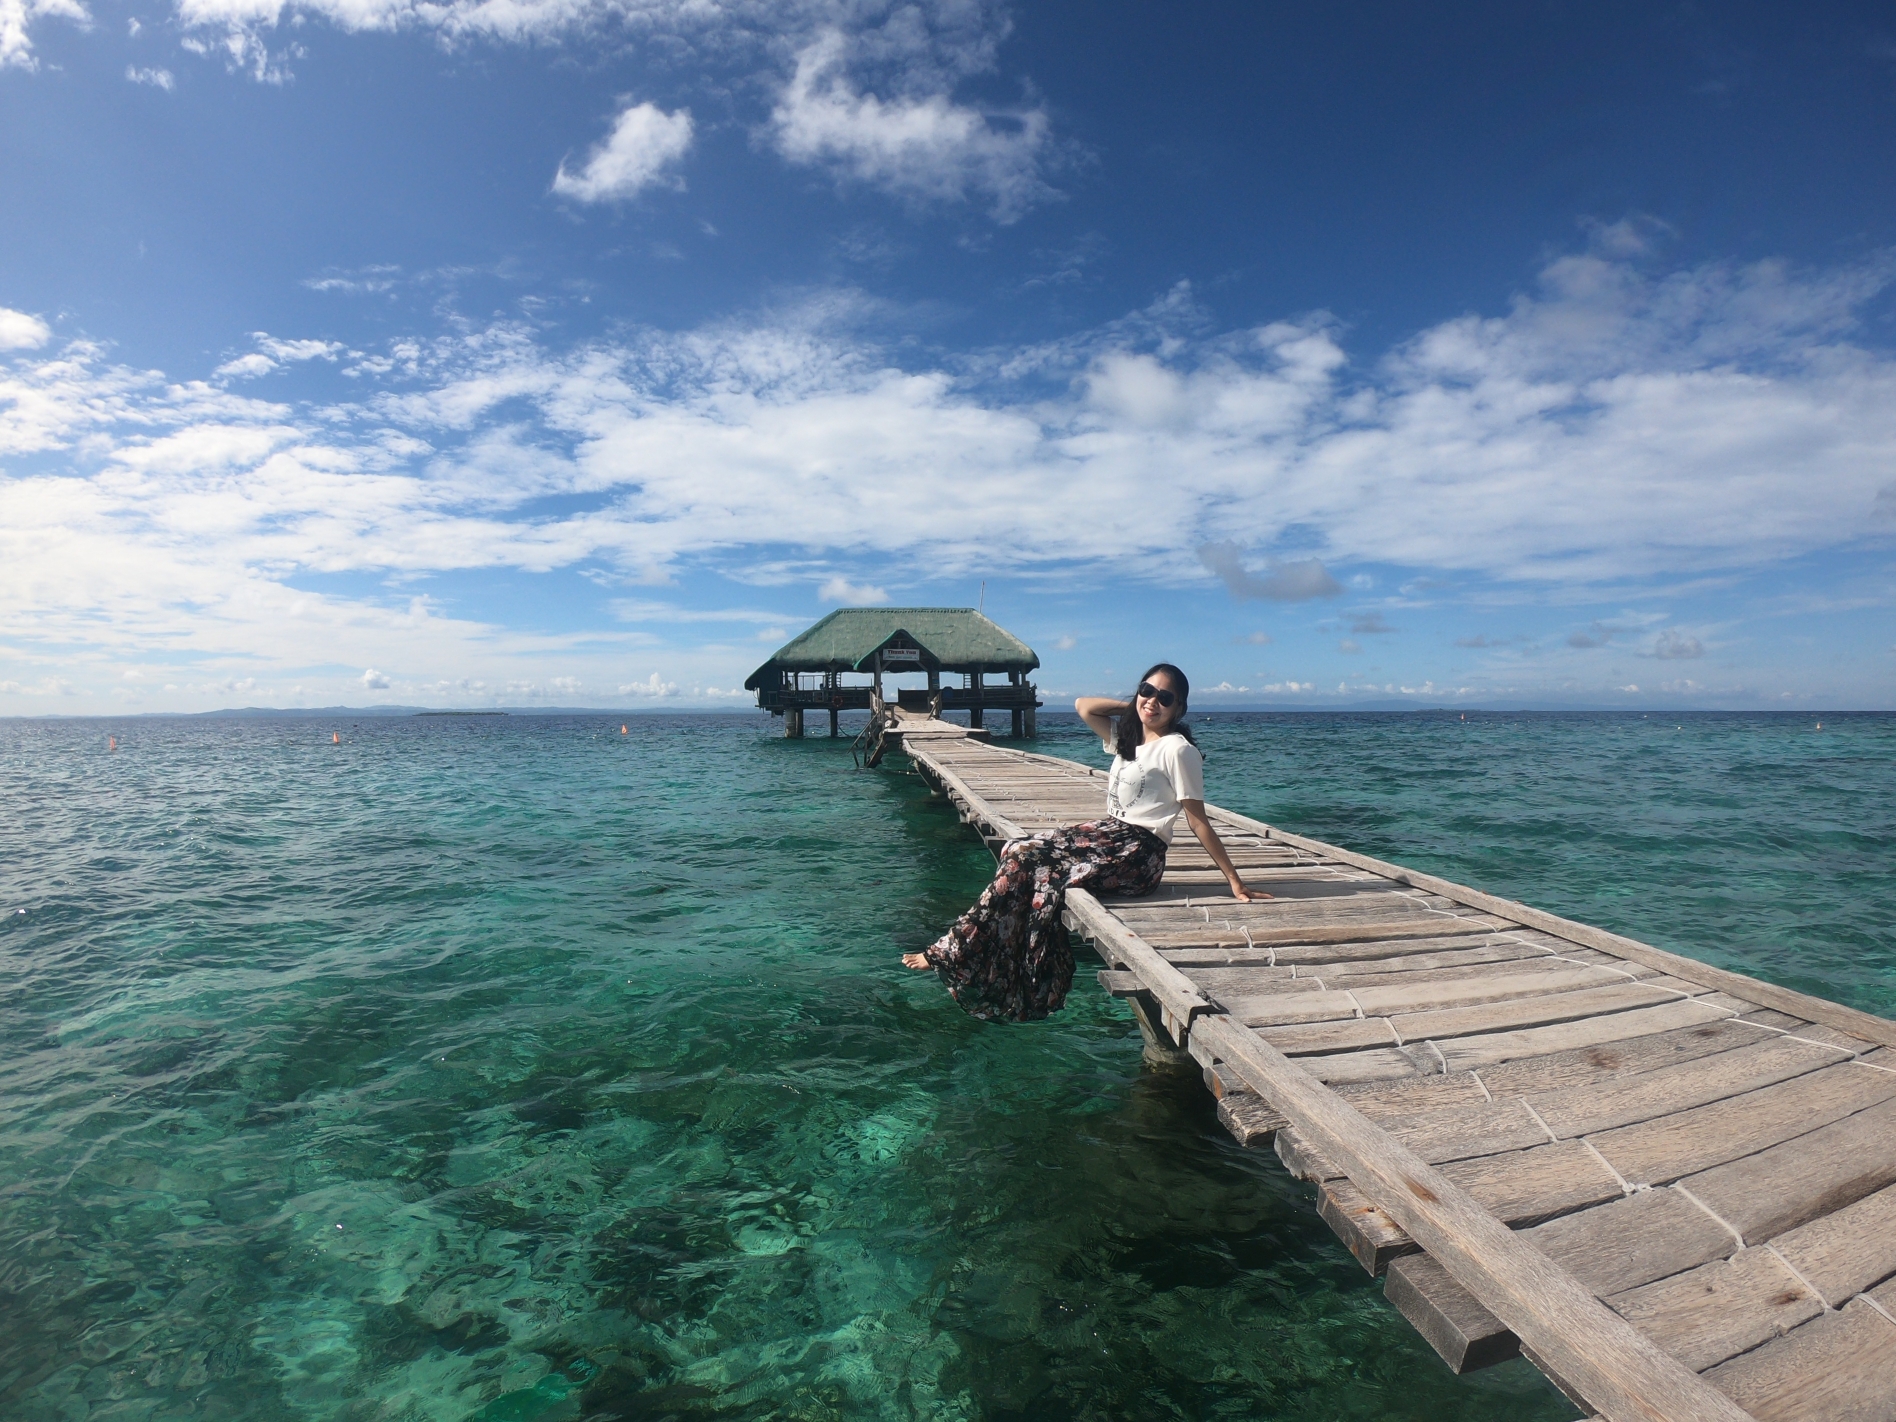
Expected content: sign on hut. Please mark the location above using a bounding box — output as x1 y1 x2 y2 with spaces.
746 608 1042 738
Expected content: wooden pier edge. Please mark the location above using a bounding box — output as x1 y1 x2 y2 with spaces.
1193 1014 1753 1422
915 737 1896 1051
896 734 1896 1418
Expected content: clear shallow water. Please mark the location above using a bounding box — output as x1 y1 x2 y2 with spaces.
1 711 1890 1422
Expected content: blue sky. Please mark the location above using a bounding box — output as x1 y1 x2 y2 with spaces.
3 0 1894 712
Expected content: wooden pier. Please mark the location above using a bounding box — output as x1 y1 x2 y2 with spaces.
899 734 1896 1422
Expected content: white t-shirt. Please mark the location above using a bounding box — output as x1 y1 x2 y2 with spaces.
1102 732 1205 844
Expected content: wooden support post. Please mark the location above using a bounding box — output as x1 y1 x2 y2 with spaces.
1011 707 1023 738
1024 703 1037 738
784 707 803 738
1128 991 1195 1070
969 665 984 731
829 706 839 737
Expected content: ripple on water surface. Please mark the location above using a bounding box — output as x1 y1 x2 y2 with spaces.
2 711 1890 1420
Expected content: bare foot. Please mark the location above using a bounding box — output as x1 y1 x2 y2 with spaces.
901 951 932 970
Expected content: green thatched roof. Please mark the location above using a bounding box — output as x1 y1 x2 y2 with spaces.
745 608 1038 688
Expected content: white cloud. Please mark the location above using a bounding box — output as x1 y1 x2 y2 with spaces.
1 0 86 69
552 101 694 203
127 65 176 88
770 30 1055 221
818 575 888 605
304 266 401 295
216 352 278 380
619 672 679 697
214 336 342 380
361 667 391 688
35 0 1058 226
257 334 343 361
6 241 1896 707
0 307 51 350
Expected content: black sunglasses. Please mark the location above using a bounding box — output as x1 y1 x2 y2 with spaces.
1136 681 1177 708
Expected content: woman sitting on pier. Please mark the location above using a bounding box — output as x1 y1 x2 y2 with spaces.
903 663 1265 1021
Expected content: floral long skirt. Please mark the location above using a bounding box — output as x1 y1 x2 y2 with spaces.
923 818 1168 1022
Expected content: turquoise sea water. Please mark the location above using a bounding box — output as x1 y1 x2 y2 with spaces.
2 711 1891 1422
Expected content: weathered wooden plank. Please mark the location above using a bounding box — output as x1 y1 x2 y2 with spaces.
1390 978 1704 1045
1527 1188 1741 1298
1223 988 1364 1026
1434 996 1741 1072
1589 1060 1896 1187
1293 1130 1625 1227
1258 1016 1400 1055
1336 1070 1496 1118
1121 906 1485 934
1207 806 1896 1049
1132 918 1507 949
1474 1017 1773 1095
1781 1023 1884 1055
1682 1092 1896 1244
1309 1016 1772 1100
1219 956 1640 1017
1113 891 1440 922
1387 1099 1554 1164
1155 861 1353 877
1316 1176 1417 1271
1176 964 1308 993
1770 1180 1896 1307
1532 1033 1850 1140
1204 1059 1244 1098
1354 963 1642 1017
1385 1251 1521 1373
1304 1047 1424 1085
1064 887 1211 1045
1159 931 1535 968
1192 1015 1753 1422
1700 1297 1896 1422
1606 1247 1825 1372
1438 1140 1627 1224
1288 941 1559 982
1217 1090 1286 1147
1385 1034 1851 1165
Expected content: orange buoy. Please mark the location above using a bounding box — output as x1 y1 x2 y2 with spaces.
332 732 340 744
621 724 628 734
108 736 117 750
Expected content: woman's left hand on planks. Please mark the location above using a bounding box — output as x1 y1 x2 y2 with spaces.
1227 881 1273 902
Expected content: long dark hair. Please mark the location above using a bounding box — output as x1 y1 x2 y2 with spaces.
1114 662 1196 761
